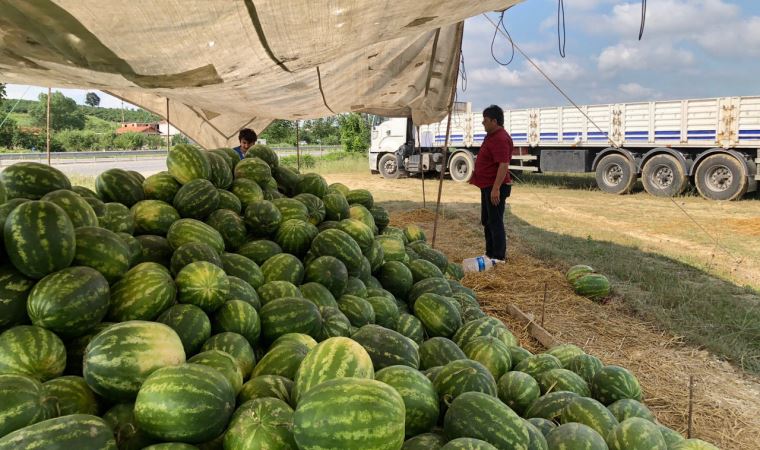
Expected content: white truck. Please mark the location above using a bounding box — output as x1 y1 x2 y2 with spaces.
368 97 760 200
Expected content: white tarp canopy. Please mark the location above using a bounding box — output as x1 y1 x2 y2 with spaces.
0 0 521 148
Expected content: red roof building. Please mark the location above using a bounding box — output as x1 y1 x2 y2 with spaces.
116 123 160 134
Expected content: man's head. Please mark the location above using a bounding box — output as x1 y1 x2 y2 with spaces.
482 105 504 133
238 128 257 153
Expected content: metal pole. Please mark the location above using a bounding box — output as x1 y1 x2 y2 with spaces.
417 126 426 208
296 121 301 172
166 98 171 151
46 87 51 165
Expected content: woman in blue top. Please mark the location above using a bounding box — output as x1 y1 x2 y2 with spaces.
233 128 257 159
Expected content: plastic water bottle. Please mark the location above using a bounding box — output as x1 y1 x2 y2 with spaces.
462 255 500 273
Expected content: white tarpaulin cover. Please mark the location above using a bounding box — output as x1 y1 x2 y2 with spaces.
0 0 521 148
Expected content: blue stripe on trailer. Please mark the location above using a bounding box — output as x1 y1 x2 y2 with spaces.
512 133 527 137
688 136 716 140
738 129 760 134
588 131 608 136
563 132 582 136
687 130 715 135
625 137 649 140
655 130 680 134
625 131 648 135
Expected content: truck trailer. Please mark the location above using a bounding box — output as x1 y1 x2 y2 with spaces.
368 96 760 200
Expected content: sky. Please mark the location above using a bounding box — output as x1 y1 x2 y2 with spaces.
4 0 760 114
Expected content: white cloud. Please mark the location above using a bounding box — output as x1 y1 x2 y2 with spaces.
618 82 661 98
470 57 585 88
597 42 695 73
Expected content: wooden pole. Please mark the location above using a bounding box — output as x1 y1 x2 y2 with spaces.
296 121 301 172
541 282 548 327
417 126 426 209
46 87 51 165
687 375 695 438
165 98 171 151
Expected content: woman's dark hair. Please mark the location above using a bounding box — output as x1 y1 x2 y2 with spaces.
238 128 257 143
483 105 504 127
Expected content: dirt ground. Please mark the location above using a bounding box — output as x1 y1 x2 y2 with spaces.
324 172 760 450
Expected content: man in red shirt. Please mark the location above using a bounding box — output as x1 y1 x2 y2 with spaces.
469 105 513 262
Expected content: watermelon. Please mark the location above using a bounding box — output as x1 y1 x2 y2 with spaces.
218 189 242 214
201 332 256 378
322 193 350 221
337 218 374 253
221 252 264 289
135 235 172 266
156 304 211 355
560 396 619 438
658 426 685 448
376 365 439 437
369 205 389 231
131 200 181 235
259 297 322 343
441 438 498 450
566 264 595 283
275 220 318 257
211 148 240 170
366 296 400 329
238 375 293 405
344 276 367 297
258 281 302 305
41 375 98 417
206 151 233 189
250 341 309 380
416 247 449 272
607 417 667 450
545 344 585 368
0 374 48 438
378 261 414 299
143 172 181 203
345 189 373 209
173 179 220 220
135 363 235 443
396 313 425 345
309 228 363 271
83 321 186 401
445 262 465 281
4 201 75 279
226 276 261 309
0 265 34 330
463 336 512 380
545 423 607 450
246 144 279 168
235 157 272 184
382 226 406 242
206 209 247 251
170 242 222 276
167 218 225 253
590 365 642 405
271 198 308 224
212 300 261 345
444 391 529 449
272 166 300 197
294 173 326 198
418 337 467 370
607 398 656 423
224 398 296 449
305 255 348 298
414 292 462 338
293 336 374 405
514 354 563 380
1 162 71 200
117 232 142 267
293 378 405 450
103 403 157 450
317 306 352 339
409 259 444 283
566 353 604 383
402 433 446 449
497 371 541 415
167 144 211 184
98 202 135 234
527 418 556 437
40 189 98 228
337 294 375 327
351 325 419 370
670 439 720 449
404 224 426 243
96 168 144 206
70 185 98 199
376 235 406 262
0 414 116 450
573 274 611 301
270 333 318 351
62 322 113 376
187 349 244 394
348 204 376 233
244 200 282 237
524 391 580 421
73 226 131 283
0 325 65 382
407 278 453 306
434 359 497 405
365 240 385 272
176 261 230 313
232 178 265 210
26 266 110 337
538 368 590 396
508 346 534 368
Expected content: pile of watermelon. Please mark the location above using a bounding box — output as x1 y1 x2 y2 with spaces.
0 144 717 450
567 265 611 302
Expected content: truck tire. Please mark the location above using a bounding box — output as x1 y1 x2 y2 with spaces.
595 153 637 194
694 153 748 201
378 153 401 179
641 154 688 197
449 152 474 183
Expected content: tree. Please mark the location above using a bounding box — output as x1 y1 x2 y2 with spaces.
0 83 6 107
85 92 100 108
304 117 340 145
30 92 86 131
259 120 296 145
338 113 371 153
0 116 17 148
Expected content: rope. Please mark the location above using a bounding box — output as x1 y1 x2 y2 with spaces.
639 0 647 40
490 12 515 66
557 0 567 57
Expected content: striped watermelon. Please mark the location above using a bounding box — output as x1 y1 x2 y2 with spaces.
607 398 656 423
292 336 374 405
0 265 34 330
0 414 116 450
135 235 172 266
294 193 326 225
1 162 71 200
376 365 439 437
607 417 667 450
560 396 619 438
527 418 556 437
70 185 98 199
409 259 444 283
365 240 385 272
206 209 247 251
96 168 145 207
375 235 405 262
40 189 98 228
396 313 425 345
322 192 350 221
317 306 351 339
235 157 272 184
418 337 467 370
176 261 230 313
221 252 264 289
4 201 75 279
539 367 591 397
272 198 309 223
566 264 595 284
27 266 110 337
218 189 243 213
293 378 405 450
271 333 318 351
134 363 235 443
441 438 498 450
514 354 563 380
187 349 243 394
213 300 261 345
167 218 225 253
259 297 322 343
407 277 453 306
206 151 233 189
0 374 48 438
445 262 465 281
73 226 131 283
296 173 328 198
378 261 414 299
275 219 319 257
211 148 239 170
369 205 389 232
103 403 157 450
167 144 211 185
344 276 368 297
261 252 306 285
463 336 512 380
108 263 176 321
346 189 374 209
416 247 448 272
658 425 685 447
348 204 376 232
62 322 113 376
337 218 374 252
224 398 297 449
545 423 607 450
143 172 181 203
156 304 211 355
117 232 142 267
545 344 585 368
366 296 400 329
226 276 261 309
573 274 611 301
444 391 529 449
401 433 446 449
173 179 220 219
98 202 135 234
0 325 65 381
670 439 720 449
131 200 181 236
590 365 642 405
83 321 186 401
413 292 462 338
524 391 580 421
351 325 420 370
305 256 348 298
403 224 426 242
566 353 604 383
170 242 222 276
434 359 497 405
508 346 534 367
250 341 309 380
258 281 302 305
41 375 98 417
238 375 293 405
201 332 256 378
497 371 541 416
246 144 279 168
244 200 282 237
127 171 145 184
231 178 265 210
337 294 375 327
309 229 363 271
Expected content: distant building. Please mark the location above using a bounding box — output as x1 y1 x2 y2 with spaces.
116 122 160 134
158 121 180 136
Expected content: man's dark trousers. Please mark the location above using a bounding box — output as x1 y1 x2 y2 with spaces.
480 184 511 260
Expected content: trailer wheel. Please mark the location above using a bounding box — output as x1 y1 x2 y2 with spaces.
449 152 474 183
694 153 747 201
595 153 637 194
378 153 401 179
641 154 688 197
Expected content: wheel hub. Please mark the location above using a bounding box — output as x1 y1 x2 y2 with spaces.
706 165 732 192
383 159 397 174
604 164 623 186
652 165 674 188
454 160 467 176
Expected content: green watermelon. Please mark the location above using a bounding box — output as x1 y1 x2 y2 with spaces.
206 209 247 251
310 229 363 271
135 363 235 443
348 204 376 232
212 300 261 345
378 261 414 299
187 349 244 394
497 371 541 416
167 144 211 184
670 439 720 449
305 256 348 298
40 189 98 228
369 205 389 231
201 332 255 378
317 306 352 339
275 220 318 257
83 321 186 401
167 218 225 253
508 346 533 368
0 325 65 382
221 252 265 289
70 185 98 199
96 168 144 206
545 344 585 368
246 144 279 168
238 374 293 405
566 264 595 283
345 189 374 209
418 337 467 370
156 304 211 355
560 396 619 438
0 374 48 438
409 259 444 283
244 200 282 237
235 156 272 183
41 375 98 417
0 414 116 449
607 398 656 423
27 266 110 337
538 368 590 396
441 438 498 450
127 171 145 184
337 294 375 327
232 178 265 210
607 417 667 450
366 296 400 329
224 397 296 449
261 253 305 285
527 418 556 437
103 402 157 450
135 235 172 266
296 173 328 198
216 191 243 217
545 423 607 450
293 193 326 225
658 425 685 448
143 172 182 203
573 274 611 301
117 232 142 267
250 341 309 380
524 391 580 421
293 378 405 450
566 353 604 383
402 433 446 449
514 354 563 380
98 202 135 234
407 278 454 306
463 336 512 380
73 226 131 283
206 151 233 189
0 265 34 330
351 325 420 370
131 200 181 235
211 148 239 170
62 322 113 376
590 365 642 405
173 179 220 219
226 276 261 309
322 193 350 221
376 235 406 262
259 297 322 343
1 163 71 200
433 359 497 405
404 224 426 242
258 281 302 305
344 276 367 297
176 261 229 313
396 313 425 345
445 262 465 281
376 365 439 437
170 242 222 276
414 292 462 338
444 391 529 449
